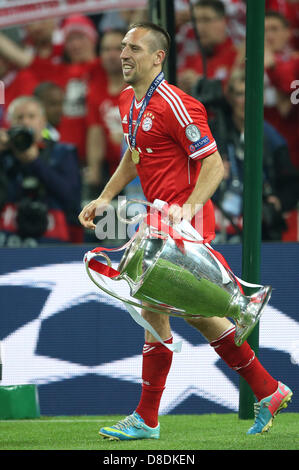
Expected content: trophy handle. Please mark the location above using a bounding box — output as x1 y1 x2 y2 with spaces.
84 250 184 353
117 198 152 225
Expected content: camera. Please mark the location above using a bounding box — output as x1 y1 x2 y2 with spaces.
16 176 48 239
7 126 34 152
192 77 224 108
16 199 48 238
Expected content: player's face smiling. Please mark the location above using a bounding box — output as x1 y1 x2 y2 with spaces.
120 28 158 88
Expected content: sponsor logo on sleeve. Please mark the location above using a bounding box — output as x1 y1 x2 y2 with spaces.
189 135 210 152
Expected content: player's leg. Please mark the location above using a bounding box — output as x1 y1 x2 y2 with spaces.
135 307 173 426
99 307 172 440
186 315 292 434
186 315 278 394
186 315 233 343
142 305 172 343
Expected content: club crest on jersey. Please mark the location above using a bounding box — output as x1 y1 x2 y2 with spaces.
185 124 201 142
142 112 155 131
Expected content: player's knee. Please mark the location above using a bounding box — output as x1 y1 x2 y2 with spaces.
185 316 234 343
185 316 208 329
142 308 169 325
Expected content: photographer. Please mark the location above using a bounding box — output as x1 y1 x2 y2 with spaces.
0 96 81 247
211 68 299 242
177 0 238 94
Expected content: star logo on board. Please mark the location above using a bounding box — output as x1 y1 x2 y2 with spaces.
0 263 298 413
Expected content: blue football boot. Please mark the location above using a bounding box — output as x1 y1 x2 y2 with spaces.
99 411 160 441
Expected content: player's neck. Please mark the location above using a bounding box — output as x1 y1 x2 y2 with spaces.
133 69 163 102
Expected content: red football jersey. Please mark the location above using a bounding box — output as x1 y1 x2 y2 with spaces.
118 78 218 241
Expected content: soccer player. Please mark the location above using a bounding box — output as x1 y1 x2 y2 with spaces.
78 22 292 440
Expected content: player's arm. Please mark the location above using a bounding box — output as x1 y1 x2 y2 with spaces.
78 146 137 229
169 150 224 223
164 91 224 224
185 149 224 212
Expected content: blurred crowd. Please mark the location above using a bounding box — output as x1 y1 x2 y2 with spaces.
0 0 298 247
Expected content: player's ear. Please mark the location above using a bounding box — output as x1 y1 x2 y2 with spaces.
154 49 166 66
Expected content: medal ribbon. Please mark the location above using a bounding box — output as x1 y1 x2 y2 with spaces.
128 71 164 151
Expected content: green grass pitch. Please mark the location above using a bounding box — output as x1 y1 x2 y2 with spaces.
0 413 298 450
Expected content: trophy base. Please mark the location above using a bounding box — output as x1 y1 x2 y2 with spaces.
234 285 272 346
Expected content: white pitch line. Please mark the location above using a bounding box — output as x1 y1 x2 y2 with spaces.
0 419 112 423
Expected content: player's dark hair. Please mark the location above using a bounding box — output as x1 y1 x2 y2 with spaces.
265 10 290 28
194 0 226 17
128 22 171 58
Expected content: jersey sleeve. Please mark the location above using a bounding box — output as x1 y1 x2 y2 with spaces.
163 86 218 160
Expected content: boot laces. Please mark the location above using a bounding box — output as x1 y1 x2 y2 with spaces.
114 414 142 431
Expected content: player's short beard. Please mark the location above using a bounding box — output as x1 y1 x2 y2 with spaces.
123 70 138 85
122 64 140 85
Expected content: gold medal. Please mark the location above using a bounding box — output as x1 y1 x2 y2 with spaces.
131 149 140 164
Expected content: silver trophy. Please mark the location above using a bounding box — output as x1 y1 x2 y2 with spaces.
85 199 272 346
